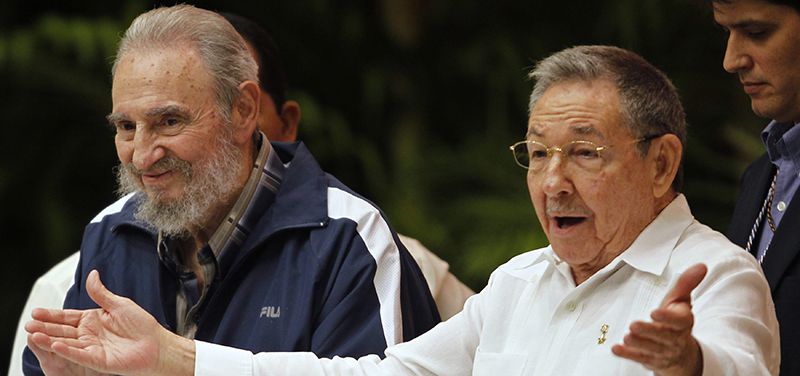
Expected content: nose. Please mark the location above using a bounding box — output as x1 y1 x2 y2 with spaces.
722 33 752 74
130 126 165 171
537 154 574 198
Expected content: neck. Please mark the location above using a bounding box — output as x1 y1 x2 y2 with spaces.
654 191 677 214
570 253 619 286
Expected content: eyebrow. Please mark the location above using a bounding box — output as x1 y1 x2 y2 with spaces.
106 105 192 126
716 17 776 30
526 127 543 138
526 124 605 140
571 125 602 138
106 112 129 127
144 105 191 119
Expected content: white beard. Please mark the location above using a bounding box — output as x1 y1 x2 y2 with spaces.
116 129 244 239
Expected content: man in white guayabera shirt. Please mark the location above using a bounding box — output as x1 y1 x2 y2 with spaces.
26 45 780 375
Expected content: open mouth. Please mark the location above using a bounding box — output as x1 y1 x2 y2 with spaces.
554 216 586 229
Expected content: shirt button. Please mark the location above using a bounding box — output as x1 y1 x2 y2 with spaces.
777 201 787 212
566 302 577 312
654 277 664 286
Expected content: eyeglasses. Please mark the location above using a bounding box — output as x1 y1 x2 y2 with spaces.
509 134 662 173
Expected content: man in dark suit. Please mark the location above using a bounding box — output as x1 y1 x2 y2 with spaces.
711 0 800 374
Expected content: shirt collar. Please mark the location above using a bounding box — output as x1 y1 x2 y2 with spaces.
207 131 285 257
532 246 558 266
761 120 800 167
616 194 693 276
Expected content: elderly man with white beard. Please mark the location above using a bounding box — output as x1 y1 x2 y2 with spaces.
20 5 441 376
25 47 779 375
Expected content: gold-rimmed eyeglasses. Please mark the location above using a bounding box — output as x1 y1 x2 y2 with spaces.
509 134 663 173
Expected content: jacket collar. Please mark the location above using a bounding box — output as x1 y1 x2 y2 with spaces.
241 141 330 243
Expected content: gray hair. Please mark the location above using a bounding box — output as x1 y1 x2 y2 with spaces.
528 45 687 192
112 4 258 123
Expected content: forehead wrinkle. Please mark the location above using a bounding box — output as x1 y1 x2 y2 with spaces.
528 111 608 140
531 102 610 123
526 124 606 142
571 125 604 139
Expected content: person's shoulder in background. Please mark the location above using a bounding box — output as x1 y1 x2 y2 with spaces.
9 251 80 376
399 234 475 320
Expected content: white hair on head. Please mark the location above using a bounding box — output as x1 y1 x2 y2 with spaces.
527 45 687 191
112 4 258 123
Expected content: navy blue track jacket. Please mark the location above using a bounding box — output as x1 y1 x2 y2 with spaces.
23 142 440 374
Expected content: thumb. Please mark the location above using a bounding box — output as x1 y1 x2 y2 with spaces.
661 263 707 307
86 269 123 311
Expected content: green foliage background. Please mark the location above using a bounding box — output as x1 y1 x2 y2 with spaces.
0 0 768 371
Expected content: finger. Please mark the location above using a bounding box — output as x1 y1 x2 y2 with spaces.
627 321 675 346
29 334 94 376
51 341 101 371
25 320 80 339
611 344 656 370
86 269 124 311
30 308 85 327
621 332 666 354
661 263 707 307
27 335 56 365
28 332 55 352
650 304 694 331
51 337 95 349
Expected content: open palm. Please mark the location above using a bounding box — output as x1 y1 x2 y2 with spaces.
27 270 169 375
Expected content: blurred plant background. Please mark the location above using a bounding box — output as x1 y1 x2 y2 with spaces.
1 0 767 370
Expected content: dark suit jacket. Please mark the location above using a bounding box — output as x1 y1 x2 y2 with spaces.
728 153 800 375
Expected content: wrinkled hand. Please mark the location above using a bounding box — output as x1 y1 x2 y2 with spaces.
25 270 194 376
612 263 707 376
27 334 105 376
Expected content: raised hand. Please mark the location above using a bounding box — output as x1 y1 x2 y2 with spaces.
611 263 707 376
25 270 195 376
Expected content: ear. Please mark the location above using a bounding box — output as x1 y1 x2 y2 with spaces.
278 100 301 142
230 80 261 145
649 134 682 198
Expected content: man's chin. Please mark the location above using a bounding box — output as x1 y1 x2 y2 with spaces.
142 187 183 204
134 198 192 237
750 97 787 121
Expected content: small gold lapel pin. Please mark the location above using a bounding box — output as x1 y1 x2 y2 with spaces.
597 324 609 345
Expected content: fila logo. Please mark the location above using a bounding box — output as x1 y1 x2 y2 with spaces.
260 306 281 318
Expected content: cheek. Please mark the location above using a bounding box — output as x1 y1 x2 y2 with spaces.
115 138 132 163
591 171 648 226
169 129 218 161
579 173 624 226
527 174 542 203
576 174 605 206
527 176 550 231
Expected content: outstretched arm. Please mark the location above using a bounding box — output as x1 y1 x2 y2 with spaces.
25 270 195 376
612 263 707 376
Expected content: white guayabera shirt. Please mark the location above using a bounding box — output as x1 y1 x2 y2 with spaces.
195 195 780 376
